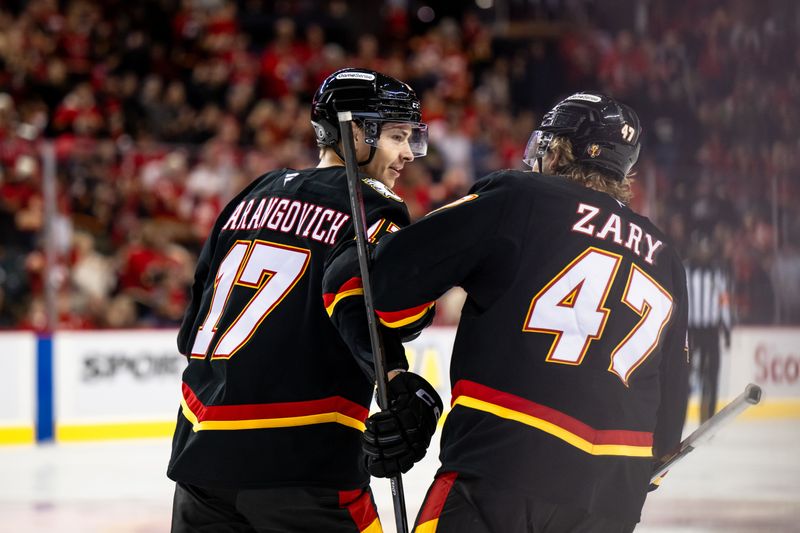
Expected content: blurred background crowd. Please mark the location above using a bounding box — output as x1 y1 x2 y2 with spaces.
0 0 797 330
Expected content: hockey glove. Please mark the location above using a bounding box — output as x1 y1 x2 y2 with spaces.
362 371 443 478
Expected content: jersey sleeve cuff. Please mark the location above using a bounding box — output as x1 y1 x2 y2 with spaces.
323 277 364 317
376 302 436 328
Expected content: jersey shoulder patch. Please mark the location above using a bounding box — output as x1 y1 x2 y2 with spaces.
362 178 403 202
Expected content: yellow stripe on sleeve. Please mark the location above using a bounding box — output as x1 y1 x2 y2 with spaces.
325 288 365 316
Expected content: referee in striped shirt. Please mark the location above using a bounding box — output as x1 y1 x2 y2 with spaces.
685 234 733 423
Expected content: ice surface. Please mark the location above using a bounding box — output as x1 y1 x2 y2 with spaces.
0 418 797 532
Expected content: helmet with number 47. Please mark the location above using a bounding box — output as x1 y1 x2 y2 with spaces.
524 92 641 181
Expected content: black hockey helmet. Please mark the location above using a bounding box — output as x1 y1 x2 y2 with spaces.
523 92 641 180
311 68 427 162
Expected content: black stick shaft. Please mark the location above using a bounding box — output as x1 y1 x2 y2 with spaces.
651 383 762 482
337 112 409 533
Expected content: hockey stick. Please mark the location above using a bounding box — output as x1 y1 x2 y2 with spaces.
337 111 409 533
651 383 762 482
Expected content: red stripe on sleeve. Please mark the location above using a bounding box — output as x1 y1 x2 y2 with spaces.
324 277 364 309
339 277 364 292
375 301 434 324
322 292 335 308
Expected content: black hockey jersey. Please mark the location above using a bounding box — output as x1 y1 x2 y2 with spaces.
372 170 690 522
167 166 422 490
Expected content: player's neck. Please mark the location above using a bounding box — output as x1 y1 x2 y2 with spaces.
317 150 345 169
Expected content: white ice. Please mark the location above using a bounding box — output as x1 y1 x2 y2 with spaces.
0 418 797 532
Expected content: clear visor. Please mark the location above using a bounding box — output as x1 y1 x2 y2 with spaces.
522 129 553 168
365 122 429 158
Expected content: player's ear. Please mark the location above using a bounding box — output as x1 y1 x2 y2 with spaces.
352 124 363 144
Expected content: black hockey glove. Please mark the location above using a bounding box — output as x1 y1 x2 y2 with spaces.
362 371 443 478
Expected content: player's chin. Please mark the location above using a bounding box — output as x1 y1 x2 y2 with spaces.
383 169 400 186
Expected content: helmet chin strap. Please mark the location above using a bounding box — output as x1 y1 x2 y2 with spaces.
332 138 378 166
358 146 378 166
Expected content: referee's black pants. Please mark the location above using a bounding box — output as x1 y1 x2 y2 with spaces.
690 326 721 423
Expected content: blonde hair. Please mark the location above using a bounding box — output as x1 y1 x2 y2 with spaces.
547 137 633 204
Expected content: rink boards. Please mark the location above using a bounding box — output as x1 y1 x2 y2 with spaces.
1 326 799 444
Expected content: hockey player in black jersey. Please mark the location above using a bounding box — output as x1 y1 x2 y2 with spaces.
167 68 441 533
364 93 691 532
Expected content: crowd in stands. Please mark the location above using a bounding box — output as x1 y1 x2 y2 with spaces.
0 0 797 329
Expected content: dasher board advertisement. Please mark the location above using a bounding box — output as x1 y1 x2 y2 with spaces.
53 330 186 441
0 332 36 445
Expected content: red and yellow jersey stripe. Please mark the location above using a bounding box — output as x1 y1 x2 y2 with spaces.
181 383 369 432
323 277 364 317
339 489 383 533
451 380 653 457
414 472 459 533
376 301 435 328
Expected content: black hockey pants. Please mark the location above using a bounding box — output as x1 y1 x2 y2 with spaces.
171 481 382 532
413 472 636 533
